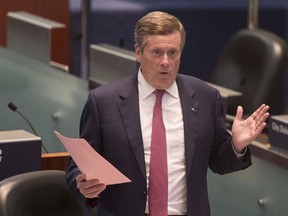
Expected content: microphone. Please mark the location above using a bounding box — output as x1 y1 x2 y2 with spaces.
7 102 48 153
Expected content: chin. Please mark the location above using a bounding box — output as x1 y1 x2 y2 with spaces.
155 82 173 90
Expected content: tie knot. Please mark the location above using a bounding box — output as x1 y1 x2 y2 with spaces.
155 90 165 102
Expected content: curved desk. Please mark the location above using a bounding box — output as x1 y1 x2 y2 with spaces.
0 47 88 152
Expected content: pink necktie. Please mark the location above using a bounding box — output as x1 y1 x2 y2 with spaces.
148 90 168 216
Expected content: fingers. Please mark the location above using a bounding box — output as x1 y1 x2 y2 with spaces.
255 121 267 132
254 105 269 127
250 104 269 133
76 174 106 198
235 106 243 120
251 104 269 122
80 183 106 199
76 173 86 182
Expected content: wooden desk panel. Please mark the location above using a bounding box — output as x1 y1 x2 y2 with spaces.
41 152 70 171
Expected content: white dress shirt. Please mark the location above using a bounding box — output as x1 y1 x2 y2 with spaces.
138 70 187 215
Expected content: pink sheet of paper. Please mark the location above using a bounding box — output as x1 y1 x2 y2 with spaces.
54 131 131 185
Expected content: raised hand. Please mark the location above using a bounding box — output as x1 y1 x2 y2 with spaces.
231 104 270 153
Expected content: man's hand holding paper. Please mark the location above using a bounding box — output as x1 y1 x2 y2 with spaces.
76 174 106 198
54 131 131 185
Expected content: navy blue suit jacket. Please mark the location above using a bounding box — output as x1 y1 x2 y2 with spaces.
66 72 251 216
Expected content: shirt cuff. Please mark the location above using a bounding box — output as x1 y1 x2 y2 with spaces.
231 141 247 158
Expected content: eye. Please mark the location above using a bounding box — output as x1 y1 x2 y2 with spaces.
169 50 176 55
150 49 163 58
168 49 179 58
153 50 162 56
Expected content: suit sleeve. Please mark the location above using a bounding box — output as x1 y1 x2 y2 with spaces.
65 91 102 203
208 91 252 175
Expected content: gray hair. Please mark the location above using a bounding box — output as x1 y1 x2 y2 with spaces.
134 11 186 53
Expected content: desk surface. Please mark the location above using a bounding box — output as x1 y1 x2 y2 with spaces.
251 137 288 170
0 47 88 152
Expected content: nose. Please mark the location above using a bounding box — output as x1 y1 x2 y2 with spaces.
160 54 169 67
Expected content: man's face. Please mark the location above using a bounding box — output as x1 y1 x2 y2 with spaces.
135 31 182 90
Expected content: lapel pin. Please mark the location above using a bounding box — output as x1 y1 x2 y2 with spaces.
191 107 198 112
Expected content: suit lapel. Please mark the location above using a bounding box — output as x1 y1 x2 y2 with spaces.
177 76 199 179
117 76 147 179
116 74 200 180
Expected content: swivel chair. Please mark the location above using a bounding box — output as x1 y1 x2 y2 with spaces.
210 28 288 115
0 170 89 216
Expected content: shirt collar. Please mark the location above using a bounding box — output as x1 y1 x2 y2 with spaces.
137 68 179 100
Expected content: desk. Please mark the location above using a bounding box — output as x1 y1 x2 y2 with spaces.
251 140 288 170
207 133 288 216
208 154 288 216
0 0 71 67
41 152 70 170
0 47 88 152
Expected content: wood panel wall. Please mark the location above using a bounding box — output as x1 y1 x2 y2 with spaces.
0 0 71 68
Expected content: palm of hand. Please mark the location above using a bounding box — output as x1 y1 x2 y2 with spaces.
232 116 258 150
231 104 269 152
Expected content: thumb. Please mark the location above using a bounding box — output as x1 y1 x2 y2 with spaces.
235 106 243 120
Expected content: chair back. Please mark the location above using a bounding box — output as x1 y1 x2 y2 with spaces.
0 170 88 216
210 29 288 115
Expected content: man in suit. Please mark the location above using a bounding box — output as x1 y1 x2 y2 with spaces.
66 11 269 216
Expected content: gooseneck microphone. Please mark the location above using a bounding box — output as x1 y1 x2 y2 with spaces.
8 102 38 135
7 102 48 153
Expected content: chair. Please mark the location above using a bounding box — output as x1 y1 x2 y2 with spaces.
210 28 288 115
0 170 89 216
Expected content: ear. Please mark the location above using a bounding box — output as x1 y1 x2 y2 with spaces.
135 45 141 63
